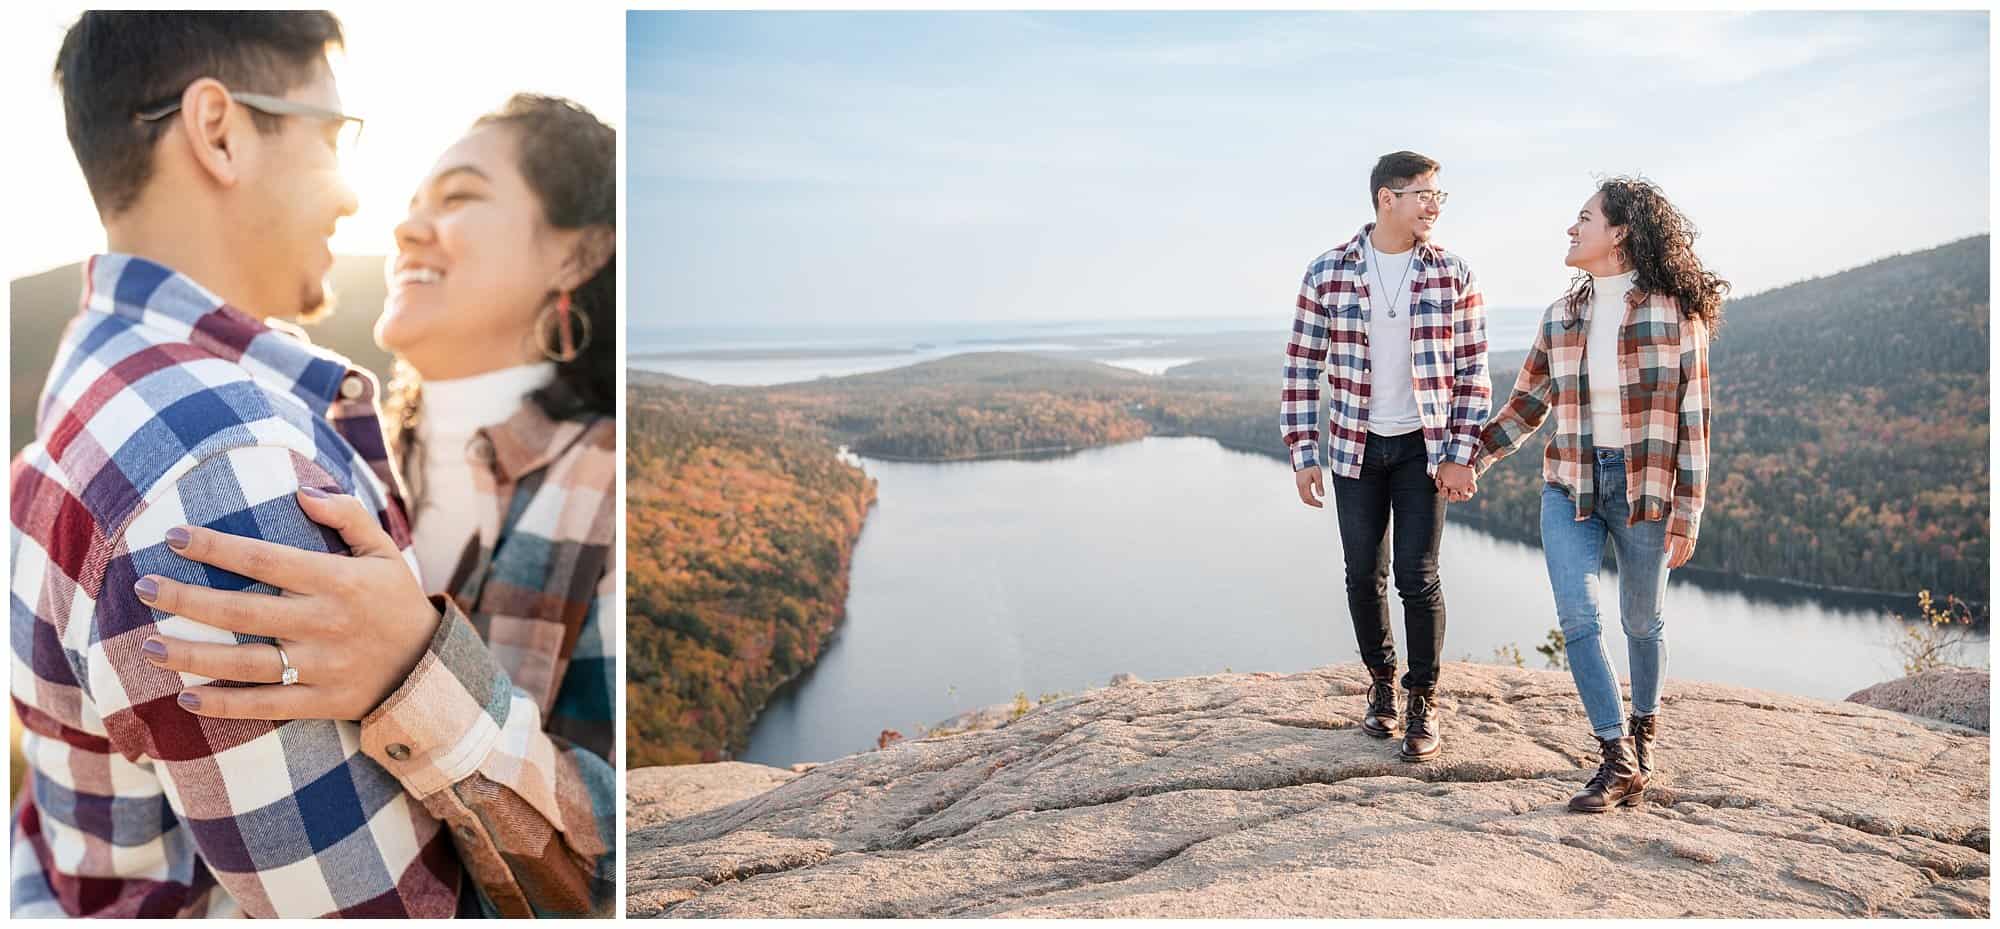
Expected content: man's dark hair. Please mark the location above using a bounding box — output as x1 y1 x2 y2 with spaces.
53 11 345 216
1368 150 1440 213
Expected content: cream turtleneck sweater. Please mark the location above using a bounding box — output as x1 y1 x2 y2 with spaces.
410 362 556 594
1587 269 1637 448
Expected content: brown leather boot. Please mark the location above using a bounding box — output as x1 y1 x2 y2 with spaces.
1629 713 1657 779
1568 736 1645 812
1360 665 1399 739
1399 687 1441 761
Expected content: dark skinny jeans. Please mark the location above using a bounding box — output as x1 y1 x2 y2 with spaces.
1330 429 1447 690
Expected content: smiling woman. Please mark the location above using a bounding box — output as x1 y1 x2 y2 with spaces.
8 8 620 921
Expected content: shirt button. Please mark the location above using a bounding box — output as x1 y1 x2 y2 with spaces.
339 374 366 400
386 743 412 761
457 824 479 843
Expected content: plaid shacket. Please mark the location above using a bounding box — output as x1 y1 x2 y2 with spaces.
8 255 609 917
1281 224 1491 478
410 399 617 917
1472 290 1713 544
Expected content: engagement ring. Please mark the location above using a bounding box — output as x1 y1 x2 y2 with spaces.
276 644 299 686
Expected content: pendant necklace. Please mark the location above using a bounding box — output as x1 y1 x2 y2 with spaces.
1375 240 1415 319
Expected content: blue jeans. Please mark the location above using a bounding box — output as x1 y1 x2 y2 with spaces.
1540 449 1671 741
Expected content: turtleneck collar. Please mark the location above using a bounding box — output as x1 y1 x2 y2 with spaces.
1591 268 1638 288
416 362 557 444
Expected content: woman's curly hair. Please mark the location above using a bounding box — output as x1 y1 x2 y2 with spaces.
1562 176 1729 337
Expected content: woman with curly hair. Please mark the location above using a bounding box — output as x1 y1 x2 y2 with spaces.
1470 177 1726 813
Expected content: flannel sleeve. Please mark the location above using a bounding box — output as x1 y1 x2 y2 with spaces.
1443 266 1492 466
1667 317 1712 545
1473 303 1558 477
358 592 615 917
80 445 459 917
1281 265 1332 471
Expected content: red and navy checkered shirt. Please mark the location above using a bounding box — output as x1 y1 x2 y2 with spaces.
1281 224 1492 478
9 255 610 916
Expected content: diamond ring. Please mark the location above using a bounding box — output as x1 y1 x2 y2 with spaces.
275 643 299 686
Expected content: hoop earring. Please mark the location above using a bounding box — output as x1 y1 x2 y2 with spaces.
535 292 592 363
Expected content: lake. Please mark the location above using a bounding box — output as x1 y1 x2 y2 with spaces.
740 436 1987 766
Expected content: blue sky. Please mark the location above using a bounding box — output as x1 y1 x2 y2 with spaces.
628 10 1989 327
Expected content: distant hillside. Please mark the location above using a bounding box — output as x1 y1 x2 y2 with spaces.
10 256 396 456
625 386 877 766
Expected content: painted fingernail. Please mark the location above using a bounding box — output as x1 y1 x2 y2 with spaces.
134 577 159 603
165 527 191 551
177 692 201 711
141 638 168 663
300 486 328 499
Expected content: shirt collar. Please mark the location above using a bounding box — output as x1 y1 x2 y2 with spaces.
479 395 603 482
81 253 372 418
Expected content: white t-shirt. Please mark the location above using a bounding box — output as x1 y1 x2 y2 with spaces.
1587 270 1637 449
410 362 557 593
1364 239 1423 436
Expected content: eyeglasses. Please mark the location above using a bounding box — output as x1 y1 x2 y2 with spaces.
135 88 365 157
1389 188 1450 207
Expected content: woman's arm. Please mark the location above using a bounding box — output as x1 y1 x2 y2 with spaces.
138 491 616 917
1472 302 1560 476
1666 316 1712 549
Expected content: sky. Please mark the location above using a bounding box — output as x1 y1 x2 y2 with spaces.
628 10 1990 327
4 4 623 281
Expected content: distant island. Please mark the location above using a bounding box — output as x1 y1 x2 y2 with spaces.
625 236 1991 765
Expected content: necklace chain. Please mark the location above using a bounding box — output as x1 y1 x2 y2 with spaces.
1370 238 1416 319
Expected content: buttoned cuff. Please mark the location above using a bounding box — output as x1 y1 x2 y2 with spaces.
1470 439 1502 477
1289 441 1320 472
361 596 510 798
1442 435 1479 468
1667 510 1701 547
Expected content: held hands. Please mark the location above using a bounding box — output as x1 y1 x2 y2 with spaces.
1434 462 1477 502
134 488 442 722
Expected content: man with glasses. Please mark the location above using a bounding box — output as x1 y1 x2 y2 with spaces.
11 12 461 917
1281 150 1491 762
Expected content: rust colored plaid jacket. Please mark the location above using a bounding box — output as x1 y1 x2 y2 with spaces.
1473 289 1713 546
376 400 617 917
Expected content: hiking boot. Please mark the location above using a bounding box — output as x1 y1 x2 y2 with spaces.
1399 687 1441 761
1629 713 1657 779
1361 665 1399 739
1568 736 1645 813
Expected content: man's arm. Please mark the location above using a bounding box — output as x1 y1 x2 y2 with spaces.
1443 265 1492 466
1281 265 1332 471
88 445 459 917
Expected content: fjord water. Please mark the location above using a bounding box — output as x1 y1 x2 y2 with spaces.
741 436 1986 766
